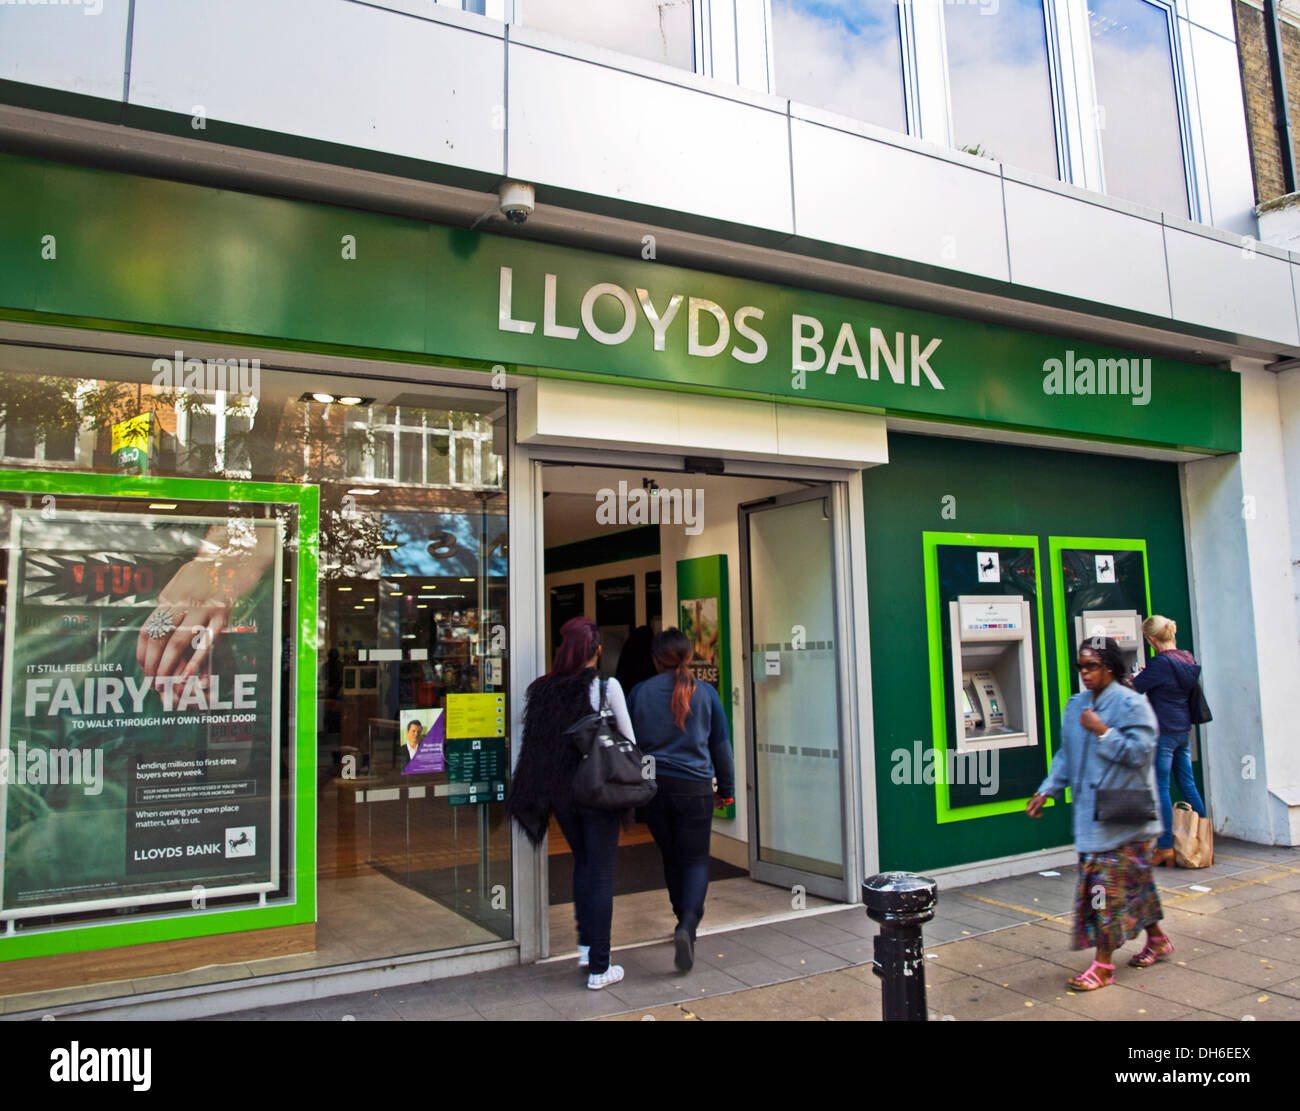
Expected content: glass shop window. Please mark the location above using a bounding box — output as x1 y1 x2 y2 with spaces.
519 0 696 71
771 0 907 134
945 0 1060 178
1088 0 1189 217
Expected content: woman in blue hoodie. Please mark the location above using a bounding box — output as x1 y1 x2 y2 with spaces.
627 628 735 973
1131 615 1207 867
1027 636 1172 989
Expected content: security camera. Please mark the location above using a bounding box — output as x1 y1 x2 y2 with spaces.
499 181 535 225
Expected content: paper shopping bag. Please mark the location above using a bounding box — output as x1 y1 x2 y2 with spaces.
1172 801 1213 868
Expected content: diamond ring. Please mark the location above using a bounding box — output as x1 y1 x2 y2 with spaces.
144 606 178 640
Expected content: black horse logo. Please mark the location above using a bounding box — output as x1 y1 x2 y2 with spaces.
228 831 251 852
980 557 995 574
1098 559 1111 576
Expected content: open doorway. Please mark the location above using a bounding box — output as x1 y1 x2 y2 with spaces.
539 462 846 952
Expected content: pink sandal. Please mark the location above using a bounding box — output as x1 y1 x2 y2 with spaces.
1067 960 1115 990
1128 937 1174 968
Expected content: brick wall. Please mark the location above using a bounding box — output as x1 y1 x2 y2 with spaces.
1235 0 1300 204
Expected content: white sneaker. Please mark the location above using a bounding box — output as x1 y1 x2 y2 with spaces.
577 945 590 968
586 964 625 990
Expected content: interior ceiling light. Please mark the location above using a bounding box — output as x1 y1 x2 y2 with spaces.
300 391 373 405
376 544 398 550
459 577 475 582
149 503 177 510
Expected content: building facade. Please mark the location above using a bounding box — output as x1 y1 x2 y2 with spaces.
0 0 1297 1018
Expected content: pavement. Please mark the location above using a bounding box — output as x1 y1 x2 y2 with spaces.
211 837 1300 1021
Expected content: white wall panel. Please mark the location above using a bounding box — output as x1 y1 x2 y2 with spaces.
1003 180 1171 316
1182 0 1237 39
791 117 1009 281
507 41 793 232
1165 227 1300 344
0 0 130 102
1189 23 1259 237
128 0 505 173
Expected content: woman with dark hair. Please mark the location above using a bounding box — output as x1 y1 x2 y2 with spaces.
507 616 635 989
1027 636 1172 989
615 624 658 694
627 627 734 972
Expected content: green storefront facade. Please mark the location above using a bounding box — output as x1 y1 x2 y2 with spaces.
0 151 1237 1004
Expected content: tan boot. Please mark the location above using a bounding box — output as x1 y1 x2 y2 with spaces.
1151 847 1175 868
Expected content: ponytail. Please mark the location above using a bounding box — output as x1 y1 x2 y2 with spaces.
652 628 696 731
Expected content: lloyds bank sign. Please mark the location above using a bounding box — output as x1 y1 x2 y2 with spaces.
0 153 1240 455
435 231 1238 454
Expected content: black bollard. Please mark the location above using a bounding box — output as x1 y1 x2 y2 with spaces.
863 871 938 1022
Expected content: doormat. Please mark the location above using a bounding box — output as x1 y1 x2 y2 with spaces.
547 841 748 905
371 862 512 939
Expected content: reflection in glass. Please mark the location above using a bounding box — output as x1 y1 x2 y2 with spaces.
1088 0 1188 216
0 348 513 979
522 0 695 71
946 0 1058 177
772 0 906 133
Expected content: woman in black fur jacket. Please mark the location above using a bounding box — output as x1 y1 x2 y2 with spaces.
508 617 636 990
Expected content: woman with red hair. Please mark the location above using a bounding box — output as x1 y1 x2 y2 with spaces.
627 628 734 972
507 616 635 989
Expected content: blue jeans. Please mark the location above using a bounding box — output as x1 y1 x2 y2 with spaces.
553 803 621 974
1156 732 1206 850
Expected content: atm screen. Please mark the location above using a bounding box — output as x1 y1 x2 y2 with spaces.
962 689 973 714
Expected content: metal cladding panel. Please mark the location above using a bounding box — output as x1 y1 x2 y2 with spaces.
128 0 506 174
1165 226 1300 346
1003 180 1173 320
0 0 131 101
506 42 794 233
1188 22 1258 238
790 117 1010 283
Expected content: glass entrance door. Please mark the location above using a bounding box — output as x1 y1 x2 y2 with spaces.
740 487 848 899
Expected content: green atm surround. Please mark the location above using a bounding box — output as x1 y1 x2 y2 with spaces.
922 532 1052 824
0 470 318 964
1048 537 1152 728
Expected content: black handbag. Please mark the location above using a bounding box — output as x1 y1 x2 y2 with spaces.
565 679 658 811
1187 680 1212 725
1084 721 1158 823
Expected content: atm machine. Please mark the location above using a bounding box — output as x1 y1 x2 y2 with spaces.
949 595 1039 753
1074 609 1143 690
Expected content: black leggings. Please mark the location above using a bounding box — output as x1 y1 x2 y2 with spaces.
643 782 715 938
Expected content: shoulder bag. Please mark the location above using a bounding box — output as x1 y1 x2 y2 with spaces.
1187 680 1212 726
1084 718 1158 823
565 678 658 810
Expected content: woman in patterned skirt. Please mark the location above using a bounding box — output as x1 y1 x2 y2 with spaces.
1026 636 1173 990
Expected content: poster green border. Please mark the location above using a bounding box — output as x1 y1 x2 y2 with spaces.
0 470 318 963
674 554 734 820
922 532 1052 824
1047 537 1152 728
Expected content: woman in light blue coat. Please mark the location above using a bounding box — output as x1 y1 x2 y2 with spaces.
1027 636 1173 990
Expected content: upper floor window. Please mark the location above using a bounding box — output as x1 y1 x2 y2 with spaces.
1087 0 1189 216
945 0 1060 179
346 407 502 490
771 0 907 133
517 0 696 71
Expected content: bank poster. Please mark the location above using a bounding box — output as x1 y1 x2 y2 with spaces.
676 555 732 817
0 509 282 919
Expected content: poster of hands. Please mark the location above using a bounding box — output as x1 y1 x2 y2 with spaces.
0 508 282 919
